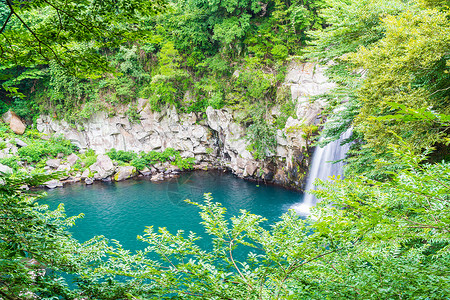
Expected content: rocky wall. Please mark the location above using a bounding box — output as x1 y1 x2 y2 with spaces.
36 62 334 190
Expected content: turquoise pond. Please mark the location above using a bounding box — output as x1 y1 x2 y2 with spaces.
42 171 304 251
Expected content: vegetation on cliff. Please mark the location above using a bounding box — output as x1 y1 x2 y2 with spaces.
1 0 327 159
0 0 449 298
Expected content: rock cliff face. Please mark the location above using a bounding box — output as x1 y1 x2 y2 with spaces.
36 62 334 190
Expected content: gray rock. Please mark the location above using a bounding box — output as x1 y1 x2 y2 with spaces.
81 168 90 179
14 138 28 148
153 162 166 171
45 179 63 189
66 153 80 166
236 158 246 169
139 167 152 176
180 151 195 158
206 107 232 132
89 154 115 179
114 166 137 181
168 165 181 173
85 177 94 185
193 145 207 154
151 173 164 181
192 126 206 139
57 163 71 172
245 163 258 177
0 163 13 174
263 168 274 181
46 159 61 169
0 152 10 159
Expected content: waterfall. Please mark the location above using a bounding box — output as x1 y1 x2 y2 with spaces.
292 129 352 216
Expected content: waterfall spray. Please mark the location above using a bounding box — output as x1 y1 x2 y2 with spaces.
291 129 352 216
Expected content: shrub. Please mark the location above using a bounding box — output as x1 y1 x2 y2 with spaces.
141 148 179 164
0 156 20 171
17 136 77 162
83 156 97 168
106 148 136 163
174 157 196 170
17 143 45 162
271 44 289 60
81 149 97 168
130 157 147 170
245 106 277 159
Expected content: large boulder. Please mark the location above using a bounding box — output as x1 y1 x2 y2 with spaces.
114 166 137 181
89 154 115 179
2 110 26 135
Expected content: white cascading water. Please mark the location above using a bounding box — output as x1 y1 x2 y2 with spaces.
291 129 352 216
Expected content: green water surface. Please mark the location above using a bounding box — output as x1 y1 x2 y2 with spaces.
42 171 304 251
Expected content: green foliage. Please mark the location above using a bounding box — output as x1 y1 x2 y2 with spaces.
83 157 97 169
142 41 192 111
106 147 195 170
141 147 177 164
0 171 85 298
213 14 251 45
17 136 76 163
307 0 407 62
349 8 450 151
0 170 142 299
130 156 147 170
236 69 275 100
245 105 277 159
106 148 137 163
2 0 449 298
305 0 410 148
274 87 296 129
174 156 196 170
0 156 20 171
126 104 141 122
0 0 166 79
307 0 449 177
271 44 289 61
2 0 326 119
